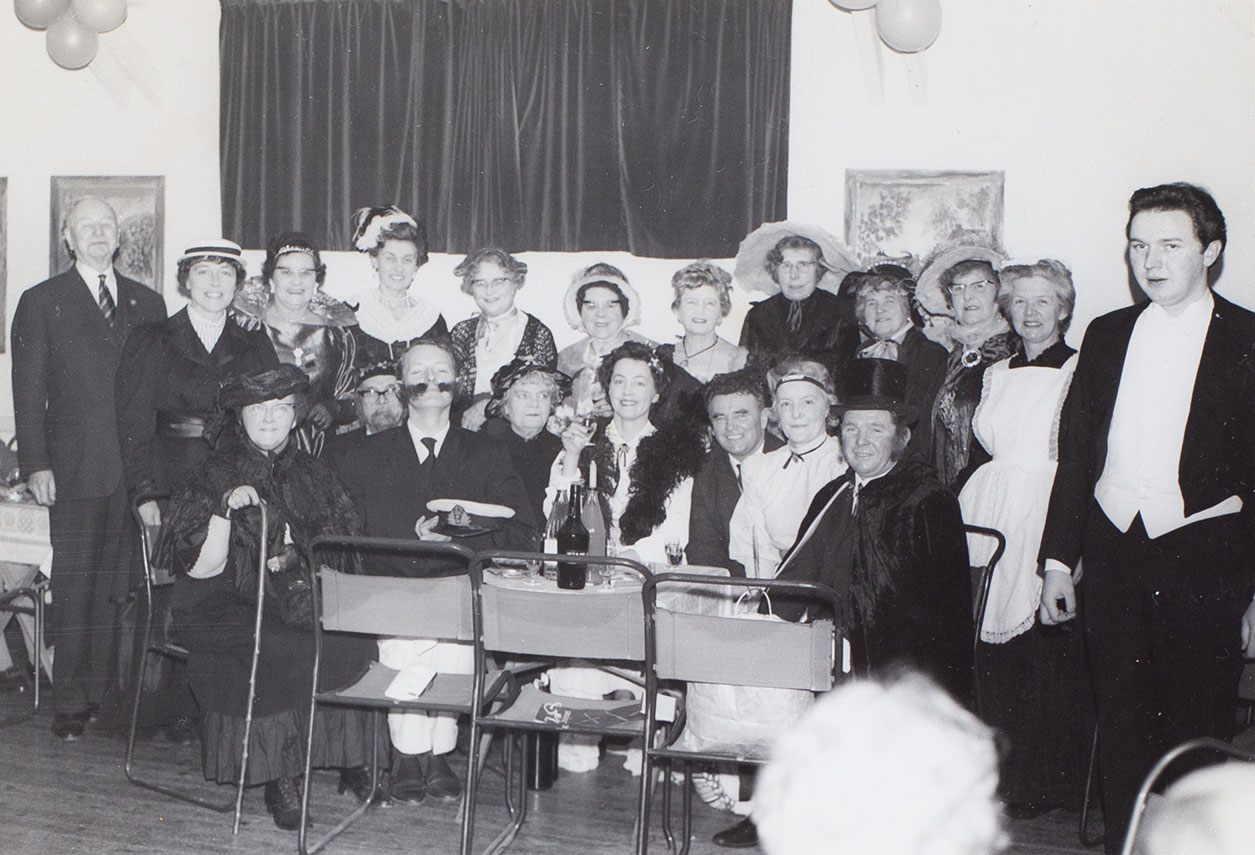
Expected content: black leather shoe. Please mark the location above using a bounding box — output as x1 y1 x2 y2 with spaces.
264 776 303 831
713 818 758 848
52 713 85 741
84 702 101 724
338 766 392 807
424 753 462 802
388 754 427 805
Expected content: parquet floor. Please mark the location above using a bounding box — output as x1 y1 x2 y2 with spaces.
0 689 1099 855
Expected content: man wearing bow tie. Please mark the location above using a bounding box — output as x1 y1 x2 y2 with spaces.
11 196 166 741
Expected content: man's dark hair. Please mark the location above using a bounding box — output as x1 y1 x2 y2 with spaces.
703 367 771 411
1127 182 1226 255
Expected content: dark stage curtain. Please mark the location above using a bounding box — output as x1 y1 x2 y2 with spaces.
220 0 791 258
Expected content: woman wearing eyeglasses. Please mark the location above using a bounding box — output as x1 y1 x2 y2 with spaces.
448 248 557 430
915 244 1017 489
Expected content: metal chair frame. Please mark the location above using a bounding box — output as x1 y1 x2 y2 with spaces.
123 493 234 814
0 577 47 727
461 550 657 855
1120 736 1255 855
636 573 842 855
121 496 270 833
297 536 505 855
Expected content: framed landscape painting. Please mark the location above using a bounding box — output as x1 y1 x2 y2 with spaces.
49 175 165 293
844 169 1004 265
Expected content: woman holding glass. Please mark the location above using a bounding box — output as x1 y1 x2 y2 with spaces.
448 248 557 430
545 341 705 772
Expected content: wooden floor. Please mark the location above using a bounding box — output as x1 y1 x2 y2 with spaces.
0 689 1101 855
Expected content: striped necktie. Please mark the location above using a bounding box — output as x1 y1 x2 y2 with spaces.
97 274 116 326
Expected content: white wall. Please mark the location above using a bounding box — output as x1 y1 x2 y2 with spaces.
788 0 1255 340
0 0 222 437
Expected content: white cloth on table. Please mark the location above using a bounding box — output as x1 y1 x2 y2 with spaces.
959 354 1077 643
377 637 472 755
728 436 846 579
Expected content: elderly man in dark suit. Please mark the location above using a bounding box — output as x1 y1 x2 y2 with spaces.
1038 183 1255 852
10 196 166 740
336 338 536 806
686 368 781 575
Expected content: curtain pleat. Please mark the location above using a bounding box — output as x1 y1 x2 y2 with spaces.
220 0 790 258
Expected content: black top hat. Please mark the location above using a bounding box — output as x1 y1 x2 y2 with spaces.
834 358 917 424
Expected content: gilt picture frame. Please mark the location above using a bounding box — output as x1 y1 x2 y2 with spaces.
49 175 165 293
844 169 1004 266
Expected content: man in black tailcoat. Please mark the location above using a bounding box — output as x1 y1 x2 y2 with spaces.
1037 183 1255 852
11 197 166 740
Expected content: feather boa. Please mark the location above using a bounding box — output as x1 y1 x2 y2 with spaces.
618 416 708 546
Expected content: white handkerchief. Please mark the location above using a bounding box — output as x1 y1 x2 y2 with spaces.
384 664 438 700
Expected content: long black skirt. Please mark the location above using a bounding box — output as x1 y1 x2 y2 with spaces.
976 621 1093 809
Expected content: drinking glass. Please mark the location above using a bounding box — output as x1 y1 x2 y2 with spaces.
665 541 684 567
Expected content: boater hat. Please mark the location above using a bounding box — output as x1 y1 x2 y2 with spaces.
178 238 243 265
833 358 917 425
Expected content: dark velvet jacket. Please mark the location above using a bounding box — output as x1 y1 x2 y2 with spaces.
116 307 280 502
739 289 860 391
775 459 974 704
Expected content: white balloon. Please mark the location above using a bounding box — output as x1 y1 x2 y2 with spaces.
46 13 99 69
71 0 127 33
875 0 942 53
14 0 71 30
828 0 881 10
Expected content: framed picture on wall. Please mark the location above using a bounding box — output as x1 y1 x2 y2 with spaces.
844 169 1004 266
0 176 7 353
49 175 165 293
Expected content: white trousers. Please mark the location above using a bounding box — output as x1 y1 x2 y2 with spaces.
377 638 473 756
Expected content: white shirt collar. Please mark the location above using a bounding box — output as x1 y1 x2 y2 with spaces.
77 260 116 300
406 418 451 462
854 463 896 490
1142 289 1213 332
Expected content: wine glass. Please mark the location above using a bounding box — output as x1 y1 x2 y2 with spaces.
664 541 685 567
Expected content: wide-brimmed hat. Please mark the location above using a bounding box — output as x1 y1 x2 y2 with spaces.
562 264 643 331
218 365 309 410
915 236 1007 318
833 358 917 424
485 357 571 419
733 221 860 297
178 238 243 265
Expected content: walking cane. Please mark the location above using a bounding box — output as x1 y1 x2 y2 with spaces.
233 500 269 835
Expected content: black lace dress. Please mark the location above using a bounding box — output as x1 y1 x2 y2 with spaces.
159 438 374 784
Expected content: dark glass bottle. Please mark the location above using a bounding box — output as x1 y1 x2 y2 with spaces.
556 482 589 590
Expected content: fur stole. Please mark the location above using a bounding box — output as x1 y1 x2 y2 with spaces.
618 416 708 546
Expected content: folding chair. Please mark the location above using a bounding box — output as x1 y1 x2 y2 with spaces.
297 536 506 855
636 573 842 855
0 576 47 727
461 549 656 855
123 496 273 834
123 493 233 813
1120 736 1255 855
964 523 1006 720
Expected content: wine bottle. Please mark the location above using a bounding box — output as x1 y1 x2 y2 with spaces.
582 460 608 559
543 487 568 580
556 482 590 590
